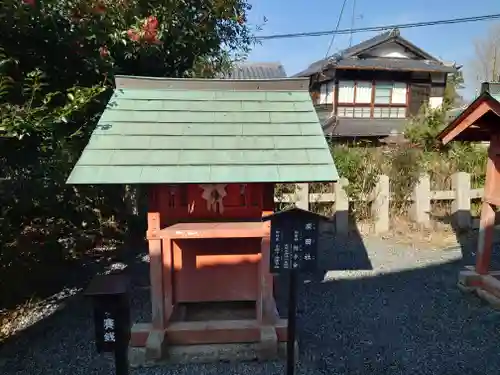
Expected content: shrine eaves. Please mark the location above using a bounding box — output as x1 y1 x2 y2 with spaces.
65 75 338 185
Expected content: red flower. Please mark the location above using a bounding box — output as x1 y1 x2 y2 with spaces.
127 29 140 42
143 30 159 43
127 16 162 45
144 16 159 30
93 4 106 14
22 0 36 6
99 46 110 58
143 16 159 43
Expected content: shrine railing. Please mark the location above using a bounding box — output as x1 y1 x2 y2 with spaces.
275 172 484 234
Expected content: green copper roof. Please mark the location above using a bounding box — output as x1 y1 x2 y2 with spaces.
66 76 338 184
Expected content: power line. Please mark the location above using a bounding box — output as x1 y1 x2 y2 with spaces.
323 0 349 60
255 13 500 41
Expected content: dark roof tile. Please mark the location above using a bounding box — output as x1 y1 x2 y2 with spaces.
319 112 408 137
336 58 457 73
293 28 453 77
221 62 287 79
339 30 397 59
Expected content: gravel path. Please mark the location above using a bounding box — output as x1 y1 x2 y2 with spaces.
1 235 500 375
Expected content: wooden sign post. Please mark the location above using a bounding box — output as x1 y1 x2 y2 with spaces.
85 274 131 375
263 208 327 375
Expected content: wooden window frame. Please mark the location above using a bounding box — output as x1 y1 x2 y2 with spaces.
337 80 372 106
336 80 409 119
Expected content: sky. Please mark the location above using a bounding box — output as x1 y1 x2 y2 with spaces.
245 0 500 99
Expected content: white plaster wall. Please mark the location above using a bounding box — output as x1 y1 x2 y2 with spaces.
319 80 335 105
429 96 444 109
429 74 446 109
363 42 416 59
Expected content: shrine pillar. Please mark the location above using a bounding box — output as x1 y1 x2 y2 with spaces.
436 85 500 307
476 134 500 274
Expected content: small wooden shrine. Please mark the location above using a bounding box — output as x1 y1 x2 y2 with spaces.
437 82 500 304
67 75 338 361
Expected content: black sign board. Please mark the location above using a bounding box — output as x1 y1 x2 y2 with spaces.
263 208 329 375
91 297 130 353
264 207 325 274
85 273 131 375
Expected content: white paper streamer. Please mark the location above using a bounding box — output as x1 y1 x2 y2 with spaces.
199 184 227 213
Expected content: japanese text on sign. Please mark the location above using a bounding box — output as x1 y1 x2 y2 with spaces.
103 312 116 343
270 218 318 273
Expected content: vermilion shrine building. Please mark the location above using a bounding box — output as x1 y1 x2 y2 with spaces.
67 76 338 361
438 82 500 305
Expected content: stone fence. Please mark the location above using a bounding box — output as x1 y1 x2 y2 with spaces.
275 172 482 234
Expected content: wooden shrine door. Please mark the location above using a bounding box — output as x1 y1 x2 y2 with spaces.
152 183 266 227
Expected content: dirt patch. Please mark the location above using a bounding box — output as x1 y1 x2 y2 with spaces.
355 218 462 250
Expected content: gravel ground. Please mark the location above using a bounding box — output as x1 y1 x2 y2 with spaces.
1 234 500 375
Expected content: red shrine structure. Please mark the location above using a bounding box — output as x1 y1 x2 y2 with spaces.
66 75 338 361
438 82 500 304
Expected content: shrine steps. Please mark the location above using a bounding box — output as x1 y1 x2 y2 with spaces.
128 300 291 366
128 319 294 366
128 339 298 367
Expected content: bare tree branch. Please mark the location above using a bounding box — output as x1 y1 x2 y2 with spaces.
467 23 500 94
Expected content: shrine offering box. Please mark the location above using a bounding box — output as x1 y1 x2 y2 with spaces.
85 274 131 353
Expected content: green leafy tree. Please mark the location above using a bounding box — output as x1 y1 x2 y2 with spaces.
405 69 465 151
1 0 255 139
444 70 465 108
404 104 448 151
0 0 256 308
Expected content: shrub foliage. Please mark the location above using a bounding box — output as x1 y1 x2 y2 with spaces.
0 0 254 308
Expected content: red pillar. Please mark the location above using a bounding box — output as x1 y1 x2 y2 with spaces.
476 138 500 274
476 201 496 274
